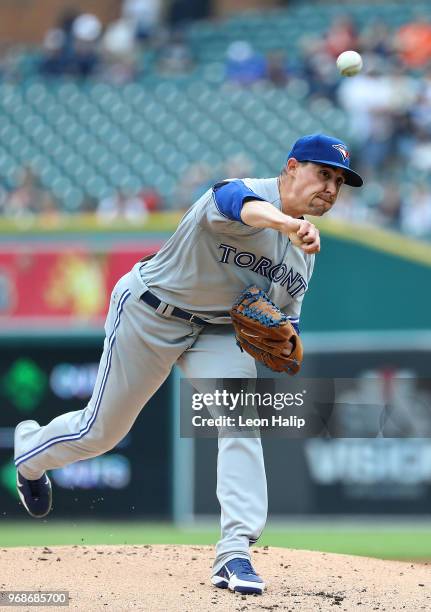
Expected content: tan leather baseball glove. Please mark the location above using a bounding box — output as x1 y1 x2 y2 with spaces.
230 285 303 375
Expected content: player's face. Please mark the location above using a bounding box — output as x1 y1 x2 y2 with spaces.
285 161 345 216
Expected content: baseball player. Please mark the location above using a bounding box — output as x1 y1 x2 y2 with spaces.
14 134 362 595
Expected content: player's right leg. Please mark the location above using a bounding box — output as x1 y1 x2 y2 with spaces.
14 270 199 516
178 325 267 594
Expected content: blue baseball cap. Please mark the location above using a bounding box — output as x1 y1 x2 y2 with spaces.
287 134 363 187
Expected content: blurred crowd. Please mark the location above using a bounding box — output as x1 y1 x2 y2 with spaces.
0 164 163 225
39 1 194 83
1 4 431 240
0 154 253 225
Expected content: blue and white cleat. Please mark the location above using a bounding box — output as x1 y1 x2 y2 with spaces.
16 471 52 519
211 558 265 594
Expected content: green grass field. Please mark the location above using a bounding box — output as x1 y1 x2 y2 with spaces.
0 522 430 561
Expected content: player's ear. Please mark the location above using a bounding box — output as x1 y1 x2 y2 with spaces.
286 158 299 177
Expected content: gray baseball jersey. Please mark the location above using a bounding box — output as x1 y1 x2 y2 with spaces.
14 176 314 575
139 177 314 326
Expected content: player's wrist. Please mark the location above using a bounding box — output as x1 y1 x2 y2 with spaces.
279 215 300 234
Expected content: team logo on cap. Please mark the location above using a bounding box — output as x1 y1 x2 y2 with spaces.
332 144 350 162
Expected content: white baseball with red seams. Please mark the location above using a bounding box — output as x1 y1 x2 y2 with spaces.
336 50 363 77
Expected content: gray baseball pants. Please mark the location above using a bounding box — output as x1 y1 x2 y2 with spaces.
14 266 267 573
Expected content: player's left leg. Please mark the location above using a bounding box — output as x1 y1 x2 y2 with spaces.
177 325 267 594
14 271 200 517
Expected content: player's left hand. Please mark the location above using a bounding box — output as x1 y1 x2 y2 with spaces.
281 341 294 357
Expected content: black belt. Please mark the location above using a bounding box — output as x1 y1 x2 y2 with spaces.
141 290 212 326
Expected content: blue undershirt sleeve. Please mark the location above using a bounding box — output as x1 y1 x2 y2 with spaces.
213 179 266 223
286 316 300 335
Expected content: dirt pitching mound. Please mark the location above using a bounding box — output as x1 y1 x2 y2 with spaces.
1 544 429 611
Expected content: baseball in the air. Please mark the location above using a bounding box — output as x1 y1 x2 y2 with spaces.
336 50 363 77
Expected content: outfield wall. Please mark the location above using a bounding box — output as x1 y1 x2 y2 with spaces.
303 218 431 332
